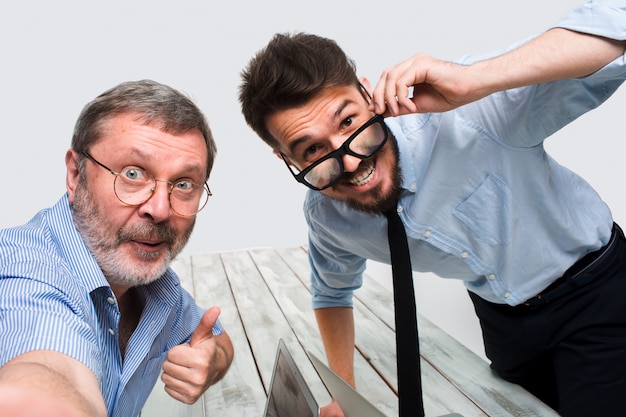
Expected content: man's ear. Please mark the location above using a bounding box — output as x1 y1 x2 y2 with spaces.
65 149 80 204
273 149 295 165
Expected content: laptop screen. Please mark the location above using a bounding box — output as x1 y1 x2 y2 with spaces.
263 339 318 417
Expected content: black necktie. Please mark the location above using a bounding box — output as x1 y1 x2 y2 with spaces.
384 205 425 417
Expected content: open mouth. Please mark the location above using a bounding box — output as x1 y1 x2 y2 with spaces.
133 239 166 250
141 241 161 246
348 159 375 186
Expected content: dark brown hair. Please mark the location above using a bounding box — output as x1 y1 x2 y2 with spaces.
239 32 358 149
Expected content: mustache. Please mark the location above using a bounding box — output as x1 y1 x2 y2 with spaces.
116 222 178 247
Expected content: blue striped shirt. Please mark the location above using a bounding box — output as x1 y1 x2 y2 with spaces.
0 194 224 417
306 0 626 308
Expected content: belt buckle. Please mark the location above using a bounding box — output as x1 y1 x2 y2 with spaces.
523 294 544 307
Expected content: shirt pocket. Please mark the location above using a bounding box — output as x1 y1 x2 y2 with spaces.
453 173 512 246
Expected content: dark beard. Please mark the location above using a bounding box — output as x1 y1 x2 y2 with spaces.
337 134 404 215
342 163 403 214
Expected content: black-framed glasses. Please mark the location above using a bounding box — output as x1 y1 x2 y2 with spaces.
281 114 388 191
81 151 212 217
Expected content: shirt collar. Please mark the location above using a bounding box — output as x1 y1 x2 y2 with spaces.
385 117 417 194
384 115 434 197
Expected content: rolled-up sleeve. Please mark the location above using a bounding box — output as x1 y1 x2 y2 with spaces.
307 234 366 309
556 0 626 40
305 193 369 309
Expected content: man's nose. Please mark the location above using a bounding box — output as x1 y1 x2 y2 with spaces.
341 153 363 173
137 180 172 222
329 135 361 173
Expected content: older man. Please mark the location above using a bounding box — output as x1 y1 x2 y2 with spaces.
0 80 233 417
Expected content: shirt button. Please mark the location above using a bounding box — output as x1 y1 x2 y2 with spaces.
461 251 469 258
423 230 431 238
106 297 116 305
108 328 115 336
409 184 416 192
489 274 496 280
504 292 511 298
397 205 403 213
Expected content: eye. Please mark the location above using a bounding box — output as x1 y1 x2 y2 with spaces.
341 116 354 129
121 167 147 182
174 180 195 192
303 143 324 159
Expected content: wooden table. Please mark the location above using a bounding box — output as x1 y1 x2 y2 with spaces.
141 247 558 417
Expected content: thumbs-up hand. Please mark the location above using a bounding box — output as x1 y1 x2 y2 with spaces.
161 307 230 404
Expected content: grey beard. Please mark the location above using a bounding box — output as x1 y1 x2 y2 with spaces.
71 180 193 288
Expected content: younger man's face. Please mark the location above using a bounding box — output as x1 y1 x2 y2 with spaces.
266 84 402 214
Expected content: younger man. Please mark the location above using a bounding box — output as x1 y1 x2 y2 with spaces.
239 1 626 416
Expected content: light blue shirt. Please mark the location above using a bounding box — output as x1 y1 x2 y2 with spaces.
0 194 224 417
306 0 626 308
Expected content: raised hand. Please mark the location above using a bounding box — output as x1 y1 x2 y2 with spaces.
161 307 223 404
370 53 489 117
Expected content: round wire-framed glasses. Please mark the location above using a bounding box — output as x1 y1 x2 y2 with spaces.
81 151 211 217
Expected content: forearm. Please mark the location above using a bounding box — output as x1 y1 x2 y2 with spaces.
471 28 626 97
0 352 106 417
373 3 626 116
315 306 356 387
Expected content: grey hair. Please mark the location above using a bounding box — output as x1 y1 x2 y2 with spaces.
71 79 217 179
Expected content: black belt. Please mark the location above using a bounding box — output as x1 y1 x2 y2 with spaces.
523 224 622 307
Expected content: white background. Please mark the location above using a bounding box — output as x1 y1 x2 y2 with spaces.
2 0 625 360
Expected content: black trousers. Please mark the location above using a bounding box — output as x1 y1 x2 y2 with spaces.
469 224 626 417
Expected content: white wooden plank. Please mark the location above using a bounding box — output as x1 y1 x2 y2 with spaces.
171 255 194 296
247 248 336 405
189 252 267 417
219 250 333 406
418 316 558 416
141 378 204 417
247 248 324 351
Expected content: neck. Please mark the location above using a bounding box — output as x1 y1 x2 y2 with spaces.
116 287 143 361
110 284 129 301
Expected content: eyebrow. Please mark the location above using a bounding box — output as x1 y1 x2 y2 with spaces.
128 149 205 181
287 98 353 155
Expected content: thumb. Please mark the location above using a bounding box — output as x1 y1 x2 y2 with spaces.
190 306 220 348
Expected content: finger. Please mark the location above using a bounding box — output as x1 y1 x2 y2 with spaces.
382 69 401 116
190 306 220 347
162 348 194 374
373 63 407 115
163 381 197 405
371 73 389 115
162 355 206 404
395 81 418 114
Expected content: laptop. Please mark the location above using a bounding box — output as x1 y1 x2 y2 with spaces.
263 339 463 417
263 339 319 417
307 349 387 417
